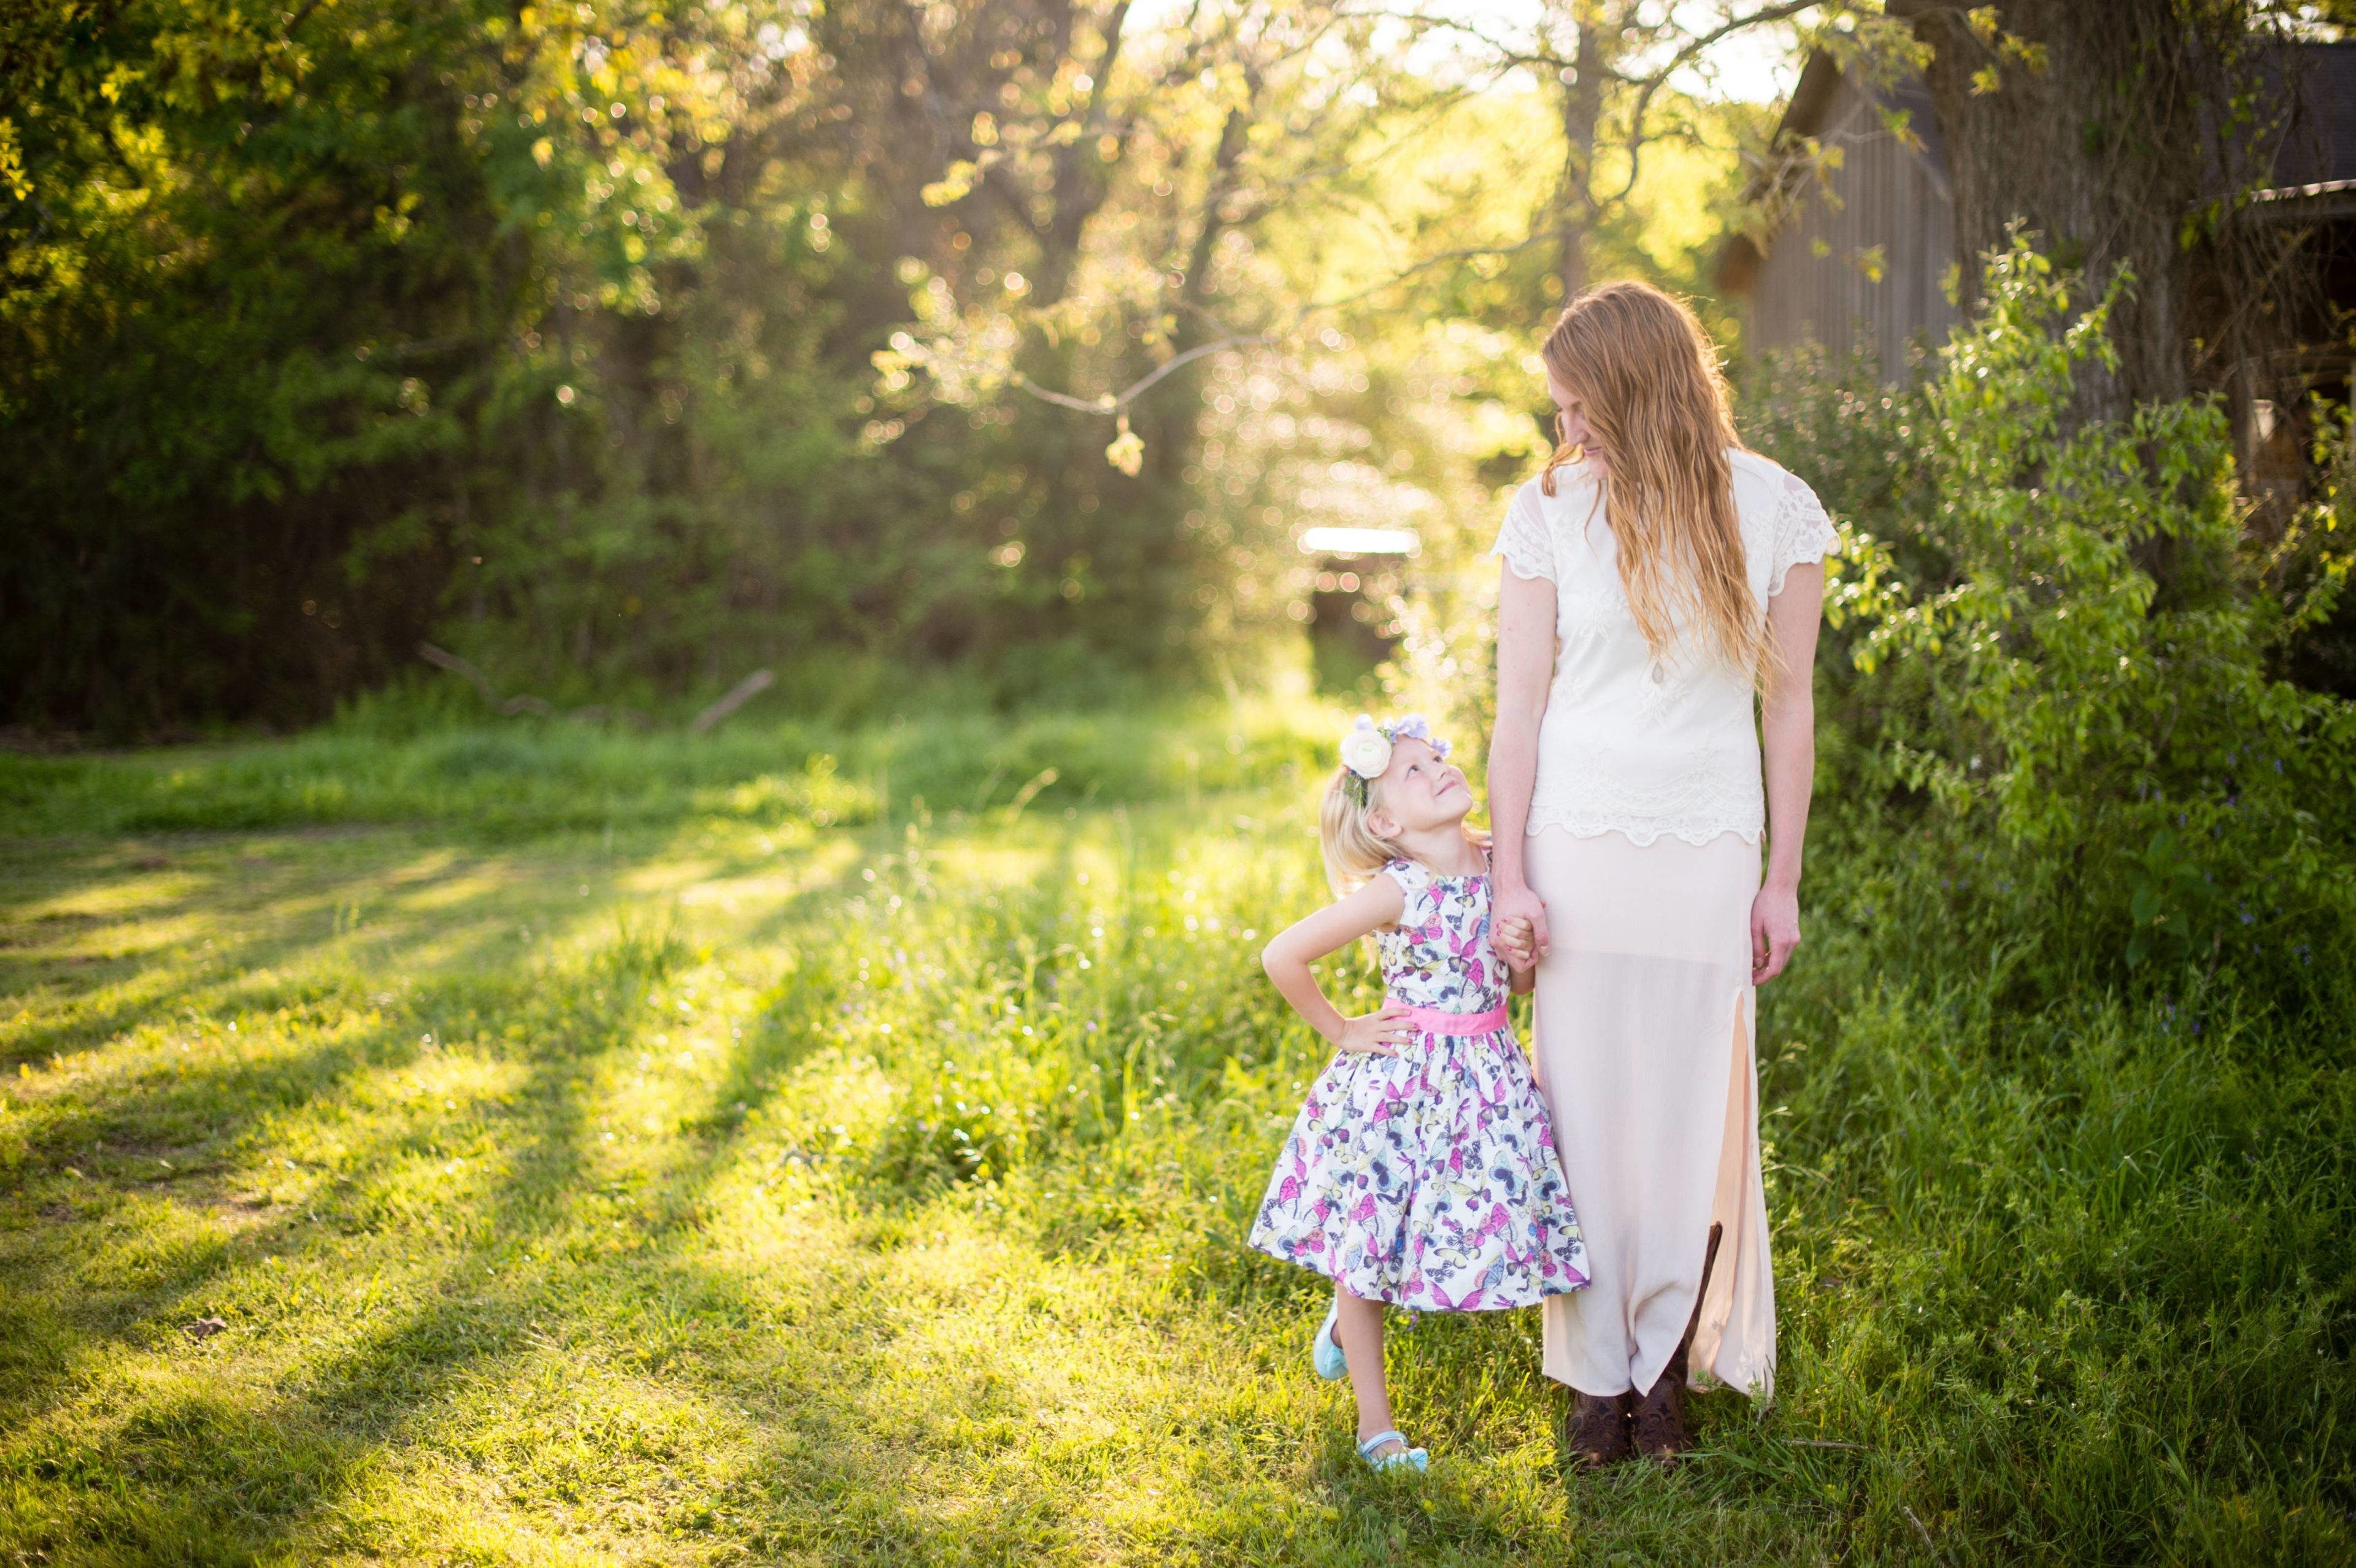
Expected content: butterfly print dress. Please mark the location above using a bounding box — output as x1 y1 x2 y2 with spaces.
1247 857 1589 1312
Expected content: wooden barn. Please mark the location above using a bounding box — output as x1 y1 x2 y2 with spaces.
1717 43 2356 440
1715 53 1960 384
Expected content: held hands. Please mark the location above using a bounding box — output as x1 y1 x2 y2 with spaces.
1333 1000 1416 1056
1494 914 1538 971
1491 882 1550 970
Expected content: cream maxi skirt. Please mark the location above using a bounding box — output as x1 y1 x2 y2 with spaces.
1525 826 1775 1401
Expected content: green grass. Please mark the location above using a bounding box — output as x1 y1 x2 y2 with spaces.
1 723 2350 1564
0 699 1327 839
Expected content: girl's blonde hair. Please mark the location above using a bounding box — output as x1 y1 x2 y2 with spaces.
1539 280 1766 683
1317 765 1488 898
1319 765 1404 896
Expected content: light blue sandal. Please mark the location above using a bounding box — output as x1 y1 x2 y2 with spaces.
1357 1429 1430 1474
1312 1297 1349 1381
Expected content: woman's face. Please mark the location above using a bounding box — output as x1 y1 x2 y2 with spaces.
1547 371 1606 467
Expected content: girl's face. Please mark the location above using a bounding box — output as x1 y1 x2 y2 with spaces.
1547 371 1607 468
1369 737 1471 837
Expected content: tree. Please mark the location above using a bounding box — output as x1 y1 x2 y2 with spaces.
1885 0 2314 426
1393 0 1839 301
862 2 1466 672
0 0 1800 728
0 0 857 726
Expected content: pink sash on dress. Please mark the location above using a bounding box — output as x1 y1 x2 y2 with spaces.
1390 1002 1511 1036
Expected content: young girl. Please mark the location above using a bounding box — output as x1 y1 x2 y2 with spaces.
1249 713 1590 1472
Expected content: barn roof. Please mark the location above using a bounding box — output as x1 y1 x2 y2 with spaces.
2256 40 2356 209
1713 53 1948 296
1716 40 2356 294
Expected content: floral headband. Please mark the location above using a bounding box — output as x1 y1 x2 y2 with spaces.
1338 713 1451 807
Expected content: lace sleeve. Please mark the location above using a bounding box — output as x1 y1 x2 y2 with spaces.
1490 486 1555 583
1769 471 1838 597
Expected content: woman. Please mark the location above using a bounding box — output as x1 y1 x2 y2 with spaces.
1485 281 1832 1467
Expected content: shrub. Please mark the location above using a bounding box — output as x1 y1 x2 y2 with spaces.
1756 238 2356 996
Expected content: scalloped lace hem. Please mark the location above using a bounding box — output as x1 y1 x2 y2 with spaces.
1766 479 1839 599
1766 553 1822 601
1524 808 1763 848
1494 539 1555 583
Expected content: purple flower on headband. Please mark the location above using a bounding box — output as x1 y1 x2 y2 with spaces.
1387 713 1452 761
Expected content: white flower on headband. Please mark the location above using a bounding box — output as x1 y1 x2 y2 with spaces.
1339 715 1392 780
1338 713 1452 788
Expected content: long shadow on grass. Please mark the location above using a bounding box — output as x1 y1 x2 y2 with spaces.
0 832 592 1069
0 828 856 1522
0 807 979 1564
0 956 595 1420
7 817 1754 1562
177 899 889 1560
0 926 684 1558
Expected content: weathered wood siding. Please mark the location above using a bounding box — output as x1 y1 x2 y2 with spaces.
1747 74 1960 383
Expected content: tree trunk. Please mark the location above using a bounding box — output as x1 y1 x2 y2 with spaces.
1029 0 1132 307
1895 0 2248 422
1554 9 1610 300
1130 90 1255 496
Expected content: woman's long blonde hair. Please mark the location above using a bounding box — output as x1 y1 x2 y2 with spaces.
1539 281 1763 680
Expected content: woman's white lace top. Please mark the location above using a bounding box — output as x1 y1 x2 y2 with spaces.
1491 448 1836 847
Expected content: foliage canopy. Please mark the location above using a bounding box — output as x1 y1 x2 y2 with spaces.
1 0 1762 731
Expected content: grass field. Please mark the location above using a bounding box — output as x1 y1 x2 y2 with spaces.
2 717 2351 1565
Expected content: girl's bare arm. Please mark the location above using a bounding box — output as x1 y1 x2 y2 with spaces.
1261 877 1414 1055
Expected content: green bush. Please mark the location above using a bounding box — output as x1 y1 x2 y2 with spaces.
1752 239 2356 997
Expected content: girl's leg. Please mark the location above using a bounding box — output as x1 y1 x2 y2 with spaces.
1331 1287 1398 1446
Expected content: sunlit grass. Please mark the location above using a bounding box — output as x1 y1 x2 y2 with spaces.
0 697 1331 840
1 745 2349 1564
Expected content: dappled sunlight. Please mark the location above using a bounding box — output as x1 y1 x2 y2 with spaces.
6 763 2350 1561
21 0 2356 1552
629 831 863 918
674 838 867 909
34 909 214 962
9 867 205 923
2 798 1385 1559
0 886 757 1556
383 864 518 913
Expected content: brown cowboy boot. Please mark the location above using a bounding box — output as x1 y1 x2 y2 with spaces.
1568 1391 1633 1470
1633 1222 1724 1464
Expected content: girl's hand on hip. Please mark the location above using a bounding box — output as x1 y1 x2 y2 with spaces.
1750 883 1801 984
1492 882 1552 963
1334 1001 1415 1056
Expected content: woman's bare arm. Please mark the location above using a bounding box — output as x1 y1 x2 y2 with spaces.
1489 567 1558 956
1752 563 1825 983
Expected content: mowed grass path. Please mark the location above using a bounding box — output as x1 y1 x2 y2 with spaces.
2 793 2350 1564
